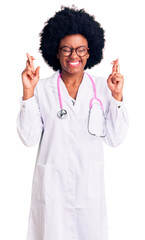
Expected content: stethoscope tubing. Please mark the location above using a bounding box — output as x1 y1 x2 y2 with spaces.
57 71 106 137
57 73 63 109
57 72 104 111
85 72 104 111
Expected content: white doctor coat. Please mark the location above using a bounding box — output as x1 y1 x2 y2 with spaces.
17 71 128 240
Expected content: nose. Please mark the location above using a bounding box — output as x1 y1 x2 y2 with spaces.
69 49 79 58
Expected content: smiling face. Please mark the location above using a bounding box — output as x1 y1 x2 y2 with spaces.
57 34 89 76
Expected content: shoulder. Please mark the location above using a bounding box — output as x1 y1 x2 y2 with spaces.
85 72 107 89
37 70 59 87
35 70 59 94
34 71 59 100
85 72 112 105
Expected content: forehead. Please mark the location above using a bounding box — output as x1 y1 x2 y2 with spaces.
59 34 88 47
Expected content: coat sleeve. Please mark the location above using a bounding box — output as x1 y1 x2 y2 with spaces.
17 89 44 147
97 75 129 147
103 94 129 147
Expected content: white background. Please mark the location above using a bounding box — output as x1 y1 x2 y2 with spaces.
0 0 145 239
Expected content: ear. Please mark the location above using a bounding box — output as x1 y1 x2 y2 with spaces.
87 50 90 59
57 53 59 59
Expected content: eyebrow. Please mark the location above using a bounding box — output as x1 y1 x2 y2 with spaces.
60 45 88 49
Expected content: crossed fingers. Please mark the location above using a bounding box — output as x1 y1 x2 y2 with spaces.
26 53 35 71
111 58 120 74
22 53 37 79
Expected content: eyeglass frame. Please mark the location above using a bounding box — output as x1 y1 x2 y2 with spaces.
59 45 89 57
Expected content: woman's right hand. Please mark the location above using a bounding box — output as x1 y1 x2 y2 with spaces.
22 53 40 100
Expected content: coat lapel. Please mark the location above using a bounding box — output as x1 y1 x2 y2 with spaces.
50 71 94 115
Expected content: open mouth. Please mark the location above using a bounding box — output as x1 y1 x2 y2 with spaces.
67 61 81 67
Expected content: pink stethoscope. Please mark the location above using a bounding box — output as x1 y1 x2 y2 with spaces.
57 72 106 137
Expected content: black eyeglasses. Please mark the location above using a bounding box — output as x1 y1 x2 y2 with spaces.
59 45 89 57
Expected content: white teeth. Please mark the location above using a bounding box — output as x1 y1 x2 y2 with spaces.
69 61 79 65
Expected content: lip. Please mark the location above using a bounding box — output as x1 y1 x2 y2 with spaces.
67 61 81 67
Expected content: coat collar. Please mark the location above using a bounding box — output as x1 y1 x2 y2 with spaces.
47 70 94 114
47 70 91 88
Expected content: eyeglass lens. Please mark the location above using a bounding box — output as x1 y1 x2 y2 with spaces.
60 46 88 57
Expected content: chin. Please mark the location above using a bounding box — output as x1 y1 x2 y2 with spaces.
63 65 85 75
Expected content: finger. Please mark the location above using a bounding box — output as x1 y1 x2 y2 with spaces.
108 72 122 79
114 58 120 73
31 56 35 60
26 53 33 68
26 53 35 60
26 59 35 75
26 52 35 68
112 73 124 81
111 62 116 74
111 58 120 73
112 72 123 79
35 66 40 78
112 78 124 85
115 58 120 73
24 69 34 79
112 77 123 82
107 73 114 84
26 60 30 68
107 74 123 86
26 60 32 68
25 63 35 76
116 63 120 73
111 61 117 74
116 58 119 64
112 73 122 77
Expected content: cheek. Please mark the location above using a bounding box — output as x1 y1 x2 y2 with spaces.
58 56 65 67
83 56 89 65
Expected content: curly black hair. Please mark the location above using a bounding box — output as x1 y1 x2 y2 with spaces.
39 6 105 71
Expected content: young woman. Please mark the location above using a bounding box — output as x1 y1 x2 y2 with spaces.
17 6 128 240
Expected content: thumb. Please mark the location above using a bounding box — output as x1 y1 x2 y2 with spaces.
35 66 40 78
107 73 113 83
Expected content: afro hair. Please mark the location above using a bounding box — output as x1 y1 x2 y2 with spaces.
39 6 105 71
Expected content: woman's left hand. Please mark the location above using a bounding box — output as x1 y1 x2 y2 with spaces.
107 58 124 101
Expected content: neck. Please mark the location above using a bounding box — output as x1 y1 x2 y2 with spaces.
61 70 84 87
